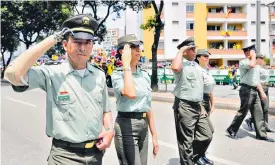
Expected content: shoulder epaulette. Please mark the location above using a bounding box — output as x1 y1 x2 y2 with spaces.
91 64 104 72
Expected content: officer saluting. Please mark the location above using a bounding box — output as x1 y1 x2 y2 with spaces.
5 14 114 164
245 54 275 132
226 44 274 142
172 37 214 165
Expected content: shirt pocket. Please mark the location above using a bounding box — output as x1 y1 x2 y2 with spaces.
54 93 76 121
186 73 196 88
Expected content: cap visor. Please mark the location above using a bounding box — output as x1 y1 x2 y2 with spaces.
129 40 143 46
72 32 95 40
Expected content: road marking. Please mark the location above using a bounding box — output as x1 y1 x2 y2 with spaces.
4 97 36 107
150 138 243 165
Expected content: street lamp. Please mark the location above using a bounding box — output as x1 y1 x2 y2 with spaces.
266 1 275 66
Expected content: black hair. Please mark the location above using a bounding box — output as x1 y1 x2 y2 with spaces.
195 55 201 64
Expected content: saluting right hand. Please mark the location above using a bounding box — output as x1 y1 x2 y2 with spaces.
179 45 195 55
122 44 131 68
53 27 74 42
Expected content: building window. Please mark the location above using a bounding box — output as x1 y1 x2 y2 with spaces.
228 42 237 49
208 7 223 13
261 21 265 24
172 39 179 42
261 39 266 42
228 7 242 13
209 42 223 49
186 21 194 30
172 2 178 6
207 25 221 31
251 21 256 25
172 21 179 25
186 3 194 12
251 39 256 42
251 4 256 7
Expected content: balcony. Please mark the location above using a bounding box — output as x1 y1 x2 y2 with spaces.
207 13 226 19
208 49 243 55
207 31 222 36
186 12 194 18
187 30 194 36
227 13 246 19
206 13 246 19
157 49 164 55
270 13 275 19
160 31 164 37
230 30 247 36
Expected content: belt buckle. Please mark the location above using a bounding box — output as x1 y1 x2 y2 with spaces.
142 112 147 118
85 141 95 149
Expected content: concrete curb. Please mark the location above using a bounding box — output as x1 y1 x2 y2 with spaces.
108 89 275 115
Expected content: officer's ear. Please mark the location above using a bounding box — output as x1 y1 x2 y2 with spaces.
62 40 68 52
119 49 123 55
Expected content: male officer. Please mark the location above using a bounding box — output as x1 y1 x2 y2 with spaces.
5 14 114 164
245 54 275 132
172 37 214 165
226 44 274 142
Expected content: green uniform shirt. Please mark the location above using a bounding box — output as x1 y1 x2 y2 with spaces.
202 68 215 94
259 67 269 83
239 59 260 87
111 67 152 112
12 60 111 143
173 59 204 102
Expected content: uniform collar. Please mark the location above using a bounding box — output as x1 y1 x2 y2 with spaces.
62 59 93 76
183 58 196 66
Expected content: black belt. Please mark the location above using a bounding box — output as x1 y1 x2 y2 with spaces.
240 83 257 90
117 112 147 118
178 98 200 105
52 138 98 149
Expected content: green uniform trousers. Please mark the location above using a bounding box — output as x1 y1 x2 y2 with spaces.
227 84 267 138
114 115 149 165
173 97 213 165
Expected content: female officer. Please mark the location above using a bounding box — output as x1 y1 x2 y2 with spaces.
111 34 159 165
195 49 216 115
195 49 215 165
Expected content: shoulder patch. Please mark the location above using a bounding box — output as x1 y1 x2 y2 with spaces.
91 64 104 72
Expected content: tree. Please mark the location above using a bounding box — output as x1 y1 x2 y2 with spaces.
140 0 164 91
1 2 20 79
74 1 128 43
9 1 74 49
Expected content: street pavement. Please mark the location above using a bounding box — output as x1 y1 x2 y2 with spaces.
158 84 275 102
1 83 275 165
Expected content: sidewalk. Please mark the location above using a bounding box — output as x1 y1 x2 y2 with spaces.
108 88 275 115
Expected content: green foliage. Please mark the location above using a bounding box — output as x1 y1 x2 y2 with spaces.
264 57 270 65
140 16 159 31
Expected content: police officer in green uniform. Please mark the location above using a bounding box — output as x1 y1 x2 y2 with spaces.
195 49 216 115
172 37 214 165
111 34 159 165
226 44 274 142
245 54 275 132
5 14 114 164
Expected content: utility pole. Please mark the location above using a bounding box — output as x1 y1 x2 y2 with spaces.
267 1 275 66
256 0 261 54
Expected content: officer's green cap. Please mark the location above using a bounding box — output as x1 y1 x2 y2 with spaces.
177 37 196 50
62 14 99 40
256 54 265 59
117 34 143 49
242 44 256 52
196 49 211 56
